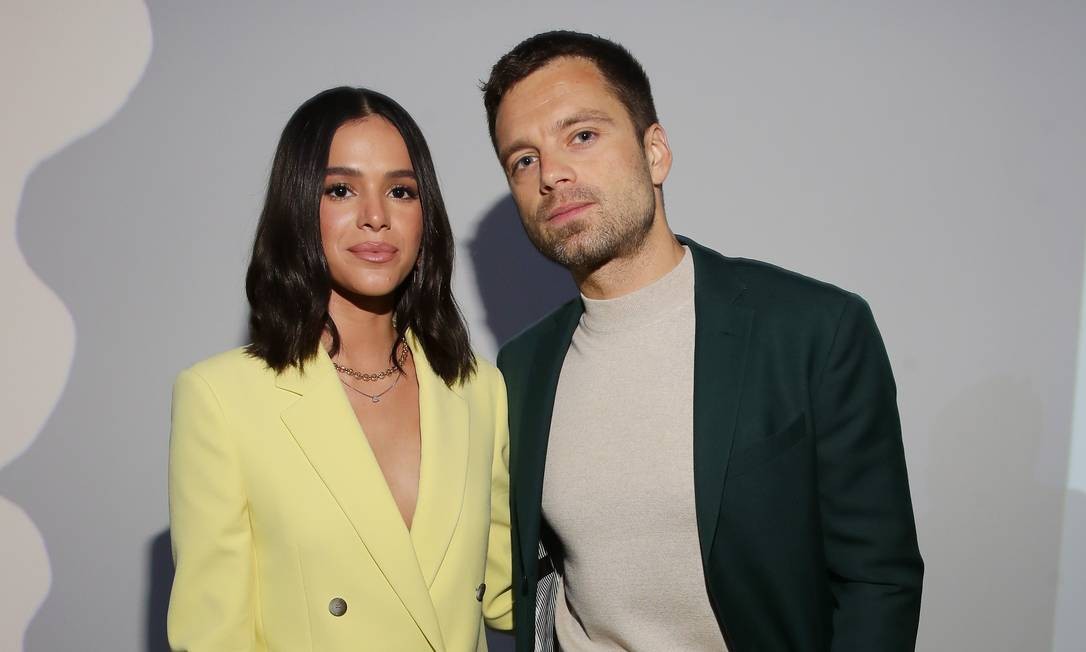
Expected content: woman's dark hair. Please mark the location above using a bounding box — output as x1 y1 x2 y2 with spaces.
482 30 659 148
245 86 475 386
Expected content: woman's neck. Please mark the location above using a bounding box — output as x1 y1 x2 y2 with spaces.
324 289 400 370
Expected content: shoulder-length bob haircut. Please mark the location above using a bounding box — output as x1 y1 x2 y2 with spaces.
245 86 475 386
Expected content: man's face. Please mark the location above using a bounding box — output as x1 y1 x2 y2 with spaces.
494 57 663 271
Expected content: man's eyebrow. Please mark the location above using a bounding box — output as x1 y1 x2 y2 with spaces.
498 110 616 166
323 167 416 180
553 110 614 132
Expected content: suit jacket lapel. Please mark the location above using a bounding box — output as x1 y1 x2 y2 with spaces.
513 303 582 579
685 237 754 563
409 337 469 588
276 346 445 652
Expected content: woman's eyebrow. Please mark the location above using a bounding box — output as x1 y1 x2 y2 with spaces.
325 166 362 176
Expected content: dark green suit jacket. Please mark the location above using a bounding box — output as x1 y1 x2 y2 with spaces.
496 237 923 651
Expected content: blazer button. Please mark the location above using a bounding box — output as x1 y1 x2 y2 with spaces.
328 597 348 617
475 583 486 602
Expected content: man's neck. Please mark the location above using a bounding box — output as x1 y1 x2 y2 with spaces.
575 218 685 300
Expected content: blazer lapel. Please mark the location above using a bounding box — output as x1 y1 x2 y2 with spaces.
513 303 582 579
408 337 469 588
684 238 754 564
276 347 445 652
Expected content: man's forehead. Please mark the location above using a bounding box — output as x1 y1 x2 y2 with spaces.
496 58 621 137
506 57 608 105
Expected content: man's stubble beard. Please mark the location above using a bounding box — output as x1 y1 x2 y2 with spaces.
522 163 657 274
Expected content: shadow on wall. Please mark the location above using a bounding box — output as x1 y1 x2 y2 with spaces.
468 195 577 348
463 196 578 652
486 626 515 651
146 530 174 651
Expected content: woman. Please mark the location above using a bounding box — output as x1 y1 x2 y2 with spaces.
167 87 512 651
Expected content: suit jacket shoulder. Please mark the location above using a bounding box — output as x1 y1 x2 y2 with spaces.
496 297 582 375
683 237 881 355
184 345 279 382
686 236 861 311
457 350 506 409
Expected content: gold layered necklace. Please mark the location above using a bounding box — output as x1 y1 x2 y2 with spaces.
333 339 409 382
334 339 409 404
339 371 403 404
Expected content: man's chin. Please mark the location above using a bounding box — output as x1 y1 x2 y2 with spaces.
552 241 615 272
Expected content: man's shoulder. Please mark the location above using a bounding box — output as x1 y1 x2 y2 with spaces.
686 237 864 316
496 298 581 374
726 256 856 305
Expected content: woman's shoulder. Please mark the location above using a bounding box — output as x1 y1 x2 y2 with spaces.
472 352 500 377
467 352 503 387
178 346 278 390
451 351 506 405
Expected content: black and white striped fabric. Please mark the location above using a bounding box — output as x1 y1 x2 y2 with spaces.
534 541 558 652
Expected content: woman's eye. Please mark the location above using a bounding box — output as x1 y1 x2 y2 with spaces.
574 131 595 143
325 183 353 199
389 185 417 200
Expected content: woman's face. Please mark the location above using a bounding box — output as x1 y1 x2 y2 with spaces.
319 116 423 305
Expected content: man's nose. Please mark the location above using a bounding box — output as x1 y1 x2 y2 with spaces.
539 155 576 193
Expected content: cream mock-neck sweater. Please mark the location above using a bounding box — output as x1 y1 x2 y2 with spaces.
542 248 726 651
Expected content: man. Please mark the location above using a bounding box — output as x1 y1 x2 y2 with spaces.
482 31 923 651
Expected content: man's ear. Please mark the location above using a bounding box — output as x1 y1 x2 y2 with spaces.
643 123 672 186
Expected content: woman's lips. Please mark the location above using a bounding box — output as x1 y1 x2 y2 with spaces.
347 241 398 263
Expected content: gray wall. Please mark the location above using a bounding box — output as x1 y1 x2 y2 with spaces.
1 1 1084 650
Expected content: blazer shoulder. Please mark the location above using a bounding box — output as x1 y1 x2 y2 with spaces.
496 297 581 372
471 353 500 379
694 237 858 301
458 352 505 400
685 236 873 338
729 256 857 305
178 346 278 392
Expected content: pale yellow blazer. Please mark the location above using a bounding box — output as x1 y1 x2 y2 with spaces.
167 337 513 651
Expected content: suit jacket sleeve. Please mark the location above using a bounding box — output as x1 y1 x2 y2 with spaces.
483 366 514 630
167 368 258 651
812 295 923 651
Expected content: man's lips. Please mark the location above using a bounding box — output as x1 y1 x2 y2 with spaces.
347 241 398 263
547 202 593 224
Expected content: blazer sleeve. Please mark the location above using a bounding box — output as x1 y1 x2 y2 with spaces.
483 367 514 630
167 368 258 651
812 295 924 651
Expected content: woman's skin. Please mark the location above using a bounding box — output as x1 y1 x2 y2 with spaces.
318 116 424 529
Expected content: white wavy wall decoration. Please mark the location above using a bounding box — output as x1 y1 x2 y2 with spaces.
0 2 151 649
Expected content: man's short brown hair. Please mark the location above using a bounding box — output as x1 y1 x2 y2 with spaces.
482 30 659 149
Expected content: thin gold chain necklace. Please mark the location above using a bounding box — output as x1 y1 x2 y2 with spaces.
339 371 403 404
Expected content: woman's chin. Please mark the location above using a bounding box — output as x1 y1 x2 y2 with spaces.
329 279 404 310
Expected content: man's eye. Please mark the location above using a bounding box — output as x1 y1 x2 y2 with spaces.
574 131 595 143
389 185 417 200
512 155 536 173
325 183 353 199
